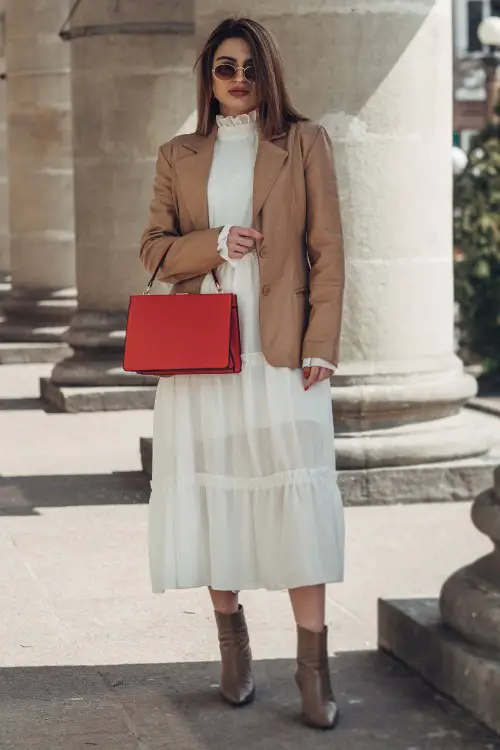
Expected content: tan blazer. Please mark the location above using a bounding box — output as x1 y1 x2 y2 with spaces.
140 121 344 368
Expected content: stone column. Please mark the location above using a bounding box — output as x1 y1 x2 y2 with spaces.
42 0 196 412
0 0 76 362
196 0 493 476
0 1 8 289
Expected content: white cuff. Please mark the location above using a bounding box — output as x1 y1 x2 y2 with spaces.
302 357 337 373
217 225 239 268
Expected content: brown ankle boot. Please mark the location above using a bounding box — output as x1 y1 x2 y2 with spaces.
214 605 255 707
295 625 339 729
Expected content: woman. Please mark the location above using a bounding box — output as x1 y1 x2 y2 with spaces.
140 17 345 731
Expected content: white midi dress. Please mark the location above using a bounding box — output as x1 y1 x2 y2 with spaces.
149 112 345 592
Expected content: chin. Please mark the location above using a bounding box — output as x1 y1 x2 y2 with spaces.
222 98 256 116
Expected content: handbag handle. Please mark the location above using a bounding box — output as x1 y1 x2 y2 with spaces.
144 231 222 295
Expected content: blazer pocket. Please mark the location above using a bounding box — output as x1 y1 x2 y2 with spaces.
293 287 310 337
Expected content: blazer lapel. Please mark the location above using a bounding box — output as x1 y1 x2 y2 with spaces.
252 136 288 225
174 128 288 229
174 129 217 229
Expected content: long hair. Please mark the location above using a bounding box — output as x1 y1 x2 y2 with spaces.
195 17 308 140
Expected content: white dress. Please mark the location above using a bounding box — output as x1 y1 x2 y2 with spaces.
149 113 345 592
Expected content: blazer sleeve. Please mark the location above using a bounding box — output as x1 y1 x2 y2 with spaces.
301 125 345 366
139 142 224 284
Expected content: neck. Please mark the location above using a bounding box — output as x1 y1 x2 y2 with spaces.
220 105 255 118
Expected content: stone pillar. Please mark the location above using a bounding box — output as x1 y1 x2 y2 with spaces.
0 1 8 289
41 0 196 412
196 0 493 474
0 0 76 362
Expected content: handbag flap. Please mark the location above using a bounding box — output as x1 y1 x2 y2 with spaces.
124 292 236 373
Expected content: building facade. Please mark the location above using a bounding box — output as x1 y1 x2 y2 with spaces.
453 0 500 147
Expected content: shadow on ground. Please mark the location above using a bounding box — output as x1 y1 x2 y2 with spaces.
1 652 499 749
0 392 70 413
0 472 150 515
0 397 44 411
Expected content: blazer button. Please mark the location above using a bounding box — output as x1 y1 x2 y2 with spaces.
262 285 271 296
259 248 268 258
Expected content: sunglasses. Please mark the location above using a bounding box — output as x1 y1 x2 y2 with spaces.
212 63 256 83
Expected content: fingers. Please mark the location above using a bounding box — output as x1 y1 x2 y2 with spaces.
236 227 264 242
303 366 332 390
228 248 247 259
233 237 254 249
227 226 263 260
228 226 263 244
227 241 252 259
317 367 333 383
303 366 318 390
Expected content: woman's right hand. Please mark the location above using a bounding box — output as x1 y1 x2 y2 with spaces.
226 226 263 260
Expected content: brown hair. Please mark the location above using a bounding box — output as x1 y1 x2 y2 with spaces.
195 17 308 140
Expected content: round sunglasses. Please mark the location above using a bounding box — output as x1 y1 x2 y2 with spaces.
212 63 256 83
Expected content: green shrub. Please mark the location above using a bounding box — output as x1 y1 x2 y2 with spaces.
453 121 500 373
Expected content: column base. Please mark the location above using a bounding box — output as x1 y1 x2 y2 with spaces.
140 433 500 504
140 437 153 477
469 396 500 419
332 357 494 468
0 321 69 342
41 311 158 411
334 409 495 469
40 377 156 413
0 273 10 299
0 342 70 365
378 598 500 735
50 351 157 388
0 286 77 343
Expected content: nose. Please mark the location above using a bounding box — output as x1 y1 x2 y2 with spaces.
234 67 245 83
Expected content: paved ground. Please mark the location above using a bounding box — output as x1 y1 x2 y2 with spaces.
1 363 500 749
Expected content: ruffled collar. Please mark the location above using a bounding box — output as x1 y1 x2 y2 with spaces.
216 110 257 127
216 110 258 141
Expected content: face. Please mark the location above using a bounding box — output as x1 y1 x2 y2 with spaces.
211 37 258 118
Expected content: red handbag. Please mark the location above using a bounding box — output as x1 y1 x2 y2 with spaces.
123 242 242 377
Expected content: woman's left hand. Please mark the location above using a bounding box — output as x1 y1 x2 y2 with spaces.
303 366 333 391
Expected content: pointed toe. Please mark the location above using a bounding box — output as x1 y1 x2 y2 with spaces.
222 682 256 707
